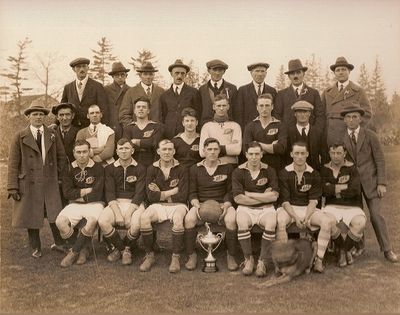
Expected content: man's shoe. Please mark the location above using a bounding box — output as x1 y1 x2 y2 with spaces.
346 251 354 265
107 248 121 263
121 247 132 265
139 252 155 272
31 249 42 259
76 247 89 265
169 254 181 273
185 252 197 271
61 250 78 268
242 256 254 276
313 257 325 273
384 250 399 263
255 260 267 278
338 250 347 268
50 243 67 253
227 252 239 271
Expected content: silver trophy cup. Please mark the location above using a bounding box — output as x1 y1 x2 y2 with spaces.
196 222 224 272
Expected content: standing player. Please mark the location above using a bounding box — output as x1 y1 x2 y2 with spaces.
139 140 189 273
232 142 279 277
98 138 147 265
184 138 238 271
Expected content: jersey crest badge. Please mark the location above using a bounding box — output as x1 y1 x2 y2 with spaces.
213 174 227 182
126 175 137 183
338 175 350 184
170 179 179 187
143 129 154 138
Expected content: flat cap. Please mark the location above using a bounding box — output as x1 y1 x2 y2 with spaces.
291 100 314 111
51 102 76 115
340 101 365 117
247 62 270 71
69 57 90 68
206 59 228 70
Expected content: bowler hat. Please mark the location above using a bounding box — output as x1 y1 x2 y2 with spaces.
291 100 314 111
108 62 130 75
51 102 76 115
136 61 158 73
247 62 270 71
340 101 365 117
69 57 90 68
284 59 308 74
168 59 190 72
24 101 50 116
330 57 354 71
206 59 228 70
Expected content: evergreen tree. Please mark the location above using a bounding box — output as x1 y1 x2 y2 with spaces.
304 54 321 91
320 67 333 92
357 63 373 100
90 37 117 85
275 65 287 90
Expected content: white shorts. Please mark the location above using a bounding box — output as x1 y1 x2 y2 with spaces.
277 205 320 231
323 204 366 226
104 199 144 216
147 203 188 223
237 205 276 228
59 202 104 227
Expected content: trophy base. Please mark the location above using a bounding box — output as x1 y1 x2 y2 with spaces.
202 262 219 273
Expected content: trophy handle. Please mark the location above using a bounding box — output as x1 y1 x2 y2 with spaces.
212 233 224 252
196 234 209 252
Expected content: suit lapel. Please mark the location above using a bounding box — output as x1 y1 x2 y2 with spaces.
81 78 93 103
43 127 53 156
21 127 41 153
343 132 355 162
327 84 343 104
356 128 365 155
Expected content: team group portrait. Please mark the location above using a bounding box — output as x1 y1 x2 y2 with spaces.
1 0 400 314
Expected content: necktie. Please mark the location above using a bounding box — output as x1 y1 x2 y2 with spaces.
301 127 307 139
93 125 97 132
61 129 67 139
175 86 179 95
146 87 151 97
339 84 344 92
214 82 218 90
78 81 83 90
295 88 299 97
351 131 357 145
36 129 42 154
257 84 262 96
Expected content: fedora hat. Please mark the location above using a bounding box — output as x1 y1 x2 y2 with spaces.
136 61 158 73
168 59 190 73
284 59 308 74
330 56 354 71
69 57 90 68
24 100 50 116
340 101 365 117
247 62 270 71
206 59 228 70
51 102 76 115
108 62 130 75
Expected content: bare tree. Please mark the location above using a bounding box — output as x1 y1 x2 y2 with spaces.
183 59 209 89
90 37 117 85
275 64 287 90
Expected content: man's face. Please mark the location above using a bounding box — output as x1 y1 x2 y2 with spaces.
213 99 229 117
208 67 225 82
116 142 134 161
157 142 175 162
182 115 198 132
246 146 263 167
134 101 150 119
57 108 74 128
139 72 155 86
73 144 90 165
171 67 187 85
329 146 346 166
73 64 89 81
288 70 305 87
290 145 309 166
28 111 45 128
294 110 311 125
334 66 350 83
344 112 362 130
203 142 220 162
250 66 267 84
112 72 127 86
257 98 273 118
87 106 102 124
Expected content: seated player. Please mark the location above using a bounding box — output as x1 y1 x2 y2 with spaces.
184 137 239 271
199 94 241 165
276 142 340 273
232 142 279 277
98 138 147 265
139 139 189 273
321 143 366 267
243 93 286 171
122 96 165 167
56 140 105 267
171 107 202 169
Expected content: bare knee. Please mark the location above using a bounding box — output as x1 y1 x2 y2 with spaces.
84 217 98 235
350 215 366 232
172 208 186 231
276 210 289 228
236 212 250 231
184 208 198 229
140 210 153 229
56 215 70 232
261 213 277 231
224 208 237 230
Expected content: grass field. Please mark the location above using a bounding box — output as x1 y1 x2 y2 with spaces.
1 147 400 314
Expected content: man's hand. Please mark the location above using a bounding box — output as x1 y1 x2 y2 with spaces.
131 139 140 146
218 202 230 224
148 183 160 192
92 146 105 155
295 216 305 229
335 184 348 195
92 155 102 163
377 184 387 198
8 190 21 201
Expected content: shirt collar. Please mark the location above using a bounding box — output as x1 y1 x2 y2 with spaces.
196 159 225 167
30 125 44 135
253 116 281 125
338 80 350 89
173 83 184 90
324 159 354 170
76 75 89 86
113 158 138 167
210 79 223 89
292 83 304 92
71 158 95 169
347 126 360 136
173 132 200 139
152 158 180 169
60 125 71 133
296 123 310 134
252 81 264 90
285 162 314 173
238 162 269 170
141 82 152 91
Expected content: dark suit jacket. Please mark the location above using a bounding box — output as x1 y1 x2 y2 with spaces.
160 84 201 139
274 84 325 131
55 125 79 165
236 82 277 129
198 80 237 126
119 83 165 126
105 82 130 138
61 77 110 128
343 127 386 199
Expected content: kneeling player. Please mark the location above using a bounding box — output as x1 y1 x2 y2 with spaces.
56 140 105 267
276 142 340 273
139 139 189 273
184 137 239 271
98 138 147 265
232 142 279 277
321 143 366 267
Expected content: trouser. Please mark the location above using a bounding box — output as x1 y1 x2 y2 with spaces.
27 222 64 250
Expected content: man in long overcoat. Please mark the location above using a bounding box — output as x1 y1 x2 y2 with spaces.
7 102 68 257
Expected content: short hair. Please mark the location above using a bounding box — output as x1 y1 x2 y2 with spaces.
73 139 91 150
203 137 220 148
214 94 229 103
88 104 101 112
158 139 174 149
258 93 273 102
134 96 151 107
245 141 263 153
291 141 308 152
328 142 346 151
181 107 198 120
117 138 133 147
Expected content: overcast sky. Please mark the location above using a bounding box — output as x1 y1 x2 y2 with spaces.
1 0 399 97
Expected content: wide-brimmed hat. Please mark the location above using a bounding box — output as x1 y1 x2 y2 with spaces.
330 56 354 71
247 62 270 71
51 102 76 115
291 100 314 111
136 61 158 73
24 100 50 116
340 102 365 117
69 57 90 68
206 59 228 70
108 62 130 75
285 59 308 74
168 59 190 72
